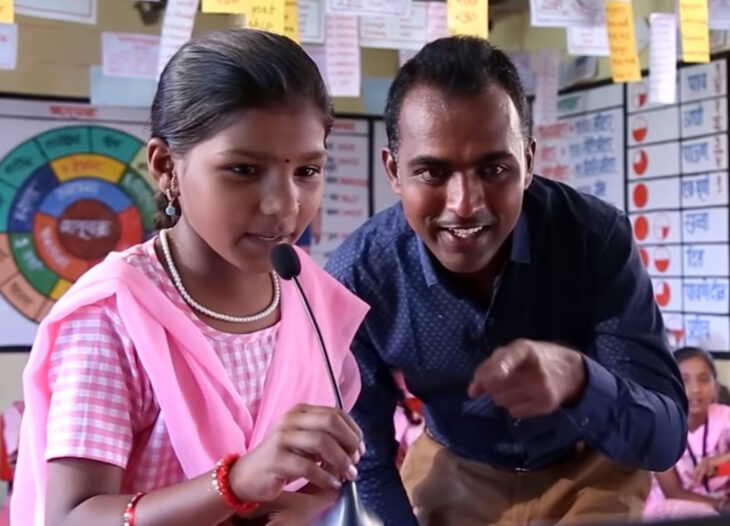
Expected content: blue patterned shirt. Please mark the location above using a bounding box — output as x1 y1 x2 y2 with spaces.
325 176 688 526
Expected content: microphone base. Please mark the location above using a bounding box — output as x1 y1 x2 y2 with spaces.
310 481 384 526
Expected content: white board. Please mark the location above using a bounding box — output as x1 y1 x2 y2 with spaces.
534 84 625 209
627 57 730 351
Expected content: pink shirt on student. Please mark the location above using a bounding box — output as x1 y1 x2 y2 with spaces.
12 238 369 526
45 239 278 492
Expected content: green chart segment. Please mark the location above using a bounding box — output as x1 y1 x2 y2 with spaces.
0 125 157 323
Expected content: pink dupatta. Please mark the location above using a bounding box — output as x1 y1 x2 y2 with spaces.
11 246 369 526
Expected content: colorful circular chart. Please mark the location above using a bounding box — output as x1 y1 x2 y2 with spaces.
0 125 157 322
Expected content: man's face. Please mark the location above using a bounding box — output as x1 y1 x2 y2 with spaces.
384 83 535 275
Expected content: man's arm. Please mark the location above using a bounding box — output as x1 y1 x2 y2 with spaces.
562 213 688 471
349 328 419 526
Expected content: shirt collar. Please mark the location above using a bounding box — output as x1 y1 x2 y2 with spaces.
417 211 531 288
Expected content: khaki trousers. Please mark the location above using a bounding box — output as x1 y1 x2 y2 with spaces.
400 432 651 526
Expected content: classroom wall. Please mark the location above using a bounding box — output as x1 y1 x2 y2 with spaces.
0 0 398 113
2 6 730 509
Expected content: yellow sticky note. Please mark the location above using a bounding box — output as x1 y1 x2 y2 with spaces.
0 0 14 24
605 1 641 83
679 0 709 63
201 0 247 13
447 0 488 39
245 0 286 35
284 0 299 43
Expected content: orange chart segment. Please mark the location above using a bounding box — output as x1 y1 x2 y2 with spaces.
0 233 18 285
115 207 144 251
0 274 49 322
51 154 126 184
33 212 90 282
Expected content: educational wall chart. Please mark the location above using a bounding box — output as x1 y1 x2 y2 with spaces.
534 83 626 210
627 59 730 351
371 119 399 214
0 99 155 349
308 118 371 265
0 99 372 349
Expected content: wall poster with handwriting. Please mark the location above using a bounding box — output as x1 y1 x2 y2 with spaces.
627 59 730 352
298 118 371 267
533 83 626 210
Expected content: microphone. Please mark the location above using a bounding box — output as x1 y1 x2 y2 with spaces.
270 244 383 526
271 244 344 410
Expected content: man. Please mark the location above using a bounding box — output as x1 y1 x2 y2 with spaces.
325 37 688 526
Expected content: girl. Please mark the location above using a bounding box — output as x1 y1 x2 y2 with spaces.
11 29 369 526
644 346 730 519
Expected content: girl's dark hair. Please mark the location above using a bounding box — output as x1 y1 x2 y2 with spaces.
675 346 717 379
150 29 333 229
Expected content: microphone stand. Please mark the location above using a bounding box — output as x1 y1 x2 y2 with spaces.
289 275 383 526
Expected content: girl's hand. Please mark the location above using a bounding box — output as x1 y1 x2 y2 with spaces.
694 453 730 483
228 404 364 504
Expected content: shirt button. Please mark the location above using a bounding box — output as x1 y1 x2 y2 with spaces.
513 418 521 426
580 418 590 427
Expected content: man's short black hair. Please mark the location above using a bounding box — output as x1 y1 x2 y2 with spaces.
384 36 531 156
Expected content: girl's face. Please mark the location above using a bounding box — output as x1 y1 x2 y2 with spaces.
173 103 326 273
679 356 718 420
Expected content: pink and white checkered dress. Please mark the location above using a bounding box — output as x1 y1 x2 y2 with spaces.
45 237 279 493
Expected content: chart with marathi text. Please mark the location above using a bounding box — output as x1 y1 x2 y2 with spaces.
627 59 730 351
0 99 154 348
534 83 626 210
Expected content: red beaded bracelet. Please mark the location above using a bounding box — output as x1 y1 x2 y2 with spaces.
212 454 260 514
123 492 146 526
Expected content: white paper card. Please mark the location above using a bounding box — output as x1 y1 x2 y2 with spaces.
709 0 730 30
325 15 361 97
631 211 682 245
157 0 199 78
102 32 160 80
684 314 730 351
683 208 729 243
0 23 18 70
683 244 730 277
300 0 326 44
649 13 677 105
359 2 427 50
529 0 604 28
567 24 610 57
426 1 448 42
326 0 411 18
682 172 730 208
15 0 96 24
684 278 730 315
303 43 328 82
532 51 560 126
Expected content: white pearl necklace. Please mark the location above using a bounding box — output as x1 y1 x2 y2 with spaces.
159 228 280 324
